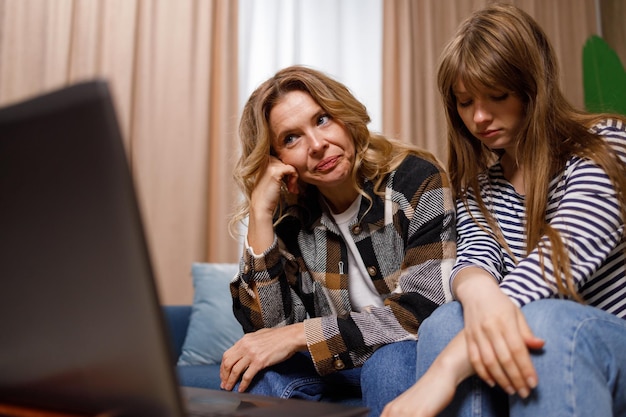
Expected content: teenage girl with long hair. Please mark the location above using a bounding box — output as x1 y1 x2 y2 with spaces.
383 3 626 416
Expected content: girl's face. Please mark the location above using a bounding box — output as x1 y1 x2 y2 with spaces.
454 80 525 155
269 90 356 195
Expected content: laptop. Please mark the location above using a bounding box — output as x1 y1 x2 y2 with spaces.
0 81 369 417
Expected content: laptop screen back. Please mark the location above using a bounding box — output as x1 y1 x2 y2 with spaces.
0 81 185 417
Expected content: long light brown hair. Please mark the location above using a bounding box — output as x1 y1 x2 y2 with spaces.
230 65 437 235
438 3 626 299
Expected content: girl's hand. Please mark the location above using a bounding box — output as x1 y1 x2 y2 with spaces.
454 268 544 398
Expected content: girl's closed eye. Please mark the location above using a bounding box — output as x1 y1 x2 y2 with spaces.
457 99 472 108
492 92 509 101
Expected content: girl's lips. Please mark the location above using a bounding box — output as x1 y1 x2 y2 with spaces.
477 129 501 139
315 155 340 172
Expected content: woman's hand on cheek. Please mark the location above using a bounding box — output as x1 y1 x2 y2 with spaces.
247 156 299 254
251 156 299 216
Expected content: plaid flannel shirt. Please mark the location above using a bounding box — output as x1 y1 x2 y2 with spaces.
231 154 456 375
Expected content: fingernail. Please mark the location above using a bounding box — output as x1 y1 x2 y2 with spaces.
527 377 537 388
505 386 515 395
518 388 529 398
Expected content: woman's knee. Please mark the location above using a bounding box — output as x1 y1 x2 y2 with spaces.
418 301 464 342
362 340 417 379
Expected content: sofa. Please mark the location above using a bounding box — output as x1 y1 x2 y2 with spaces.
162 263 363 406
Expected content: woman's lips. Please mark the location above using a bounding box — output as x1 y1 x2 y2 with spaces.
315 155 340 172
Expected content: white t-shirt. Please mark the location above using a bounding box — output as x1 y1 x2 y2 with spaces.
329 195 384 312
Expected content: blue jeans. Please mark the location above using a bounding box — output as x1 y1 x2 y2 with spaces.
242 340 417 417
417 300 626 417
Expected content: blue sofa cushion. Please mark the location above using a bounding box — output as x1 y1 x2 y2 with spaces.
176 364 222 390
163 305 192 362
177 263 244 366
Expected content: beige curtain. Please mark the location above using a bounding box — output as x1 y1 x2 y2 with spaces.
0 0 239 305
383 0 599 165
600 0 626 66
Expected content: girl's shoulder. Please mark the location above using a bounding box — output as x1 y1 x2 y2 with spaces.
590 118 626 159
589 118 626 137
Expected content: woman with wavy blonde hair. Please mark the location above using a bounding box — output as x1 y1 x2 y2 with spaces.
223 65 456 416
384 3 626 417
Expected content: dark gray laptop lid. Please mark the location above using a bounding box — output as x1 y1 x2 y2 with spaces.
0 80 185 417
0 81 369 417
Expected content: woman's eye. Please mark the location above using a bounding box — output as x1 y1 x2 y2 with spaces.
283 134 298 145
317 114 331 125
457 100 472 108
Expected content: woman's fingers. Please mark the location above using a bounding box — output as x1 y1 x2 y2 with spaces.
220 342 251 391
219 324 306 392
237 362 263 393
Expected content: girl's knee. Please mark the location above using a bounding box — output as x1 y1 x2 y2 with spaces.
521 299 604 337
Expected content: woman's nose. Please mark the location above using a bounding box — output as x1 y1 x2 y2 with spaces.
308 132 328 154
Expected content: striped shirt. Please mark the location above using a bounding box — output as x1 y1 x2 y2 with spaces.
452 119 626 319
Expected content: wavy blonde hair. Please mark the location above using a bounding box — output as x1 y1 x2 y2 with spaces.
230 65 437 235
438 3 626 300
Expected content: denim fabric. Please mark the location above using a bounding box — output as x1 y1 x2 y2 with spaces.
416 302 508 417
361 340 417 417
416 300 626 417
509 299 626 417
243 340 417 417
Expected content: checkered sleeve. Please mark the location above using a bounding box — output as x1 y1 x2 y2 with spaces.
230 235 308 333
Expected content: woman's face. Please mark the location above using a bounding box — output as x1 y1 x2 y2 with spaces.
454 80 525 154
269 90 355 194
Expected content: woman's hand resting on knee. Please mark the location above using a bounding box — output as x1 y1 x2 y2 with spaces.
220 322 307 392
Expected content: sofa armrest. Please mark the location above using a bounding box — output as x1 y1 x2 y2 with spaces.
163 305 192 364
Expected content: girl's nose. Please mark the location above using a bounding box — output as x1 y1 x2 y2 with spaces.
473 102 493 124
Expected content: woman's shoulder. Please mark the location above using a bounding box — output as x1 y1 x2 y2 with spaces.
386 153 450 198
395 152 446 177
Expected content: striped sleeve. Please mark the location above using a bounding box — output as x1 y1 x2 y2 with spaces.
452 119 626 318
501 121 626 308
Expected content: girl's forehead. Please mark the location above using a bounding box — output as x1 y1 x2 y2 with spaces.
453 69 511 96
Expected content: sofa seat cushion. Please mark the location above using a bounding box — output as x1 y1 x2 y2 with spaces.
176 364 222 390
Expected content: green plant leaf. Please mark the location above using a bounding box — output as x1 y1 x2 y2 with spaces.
582 35 626 115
